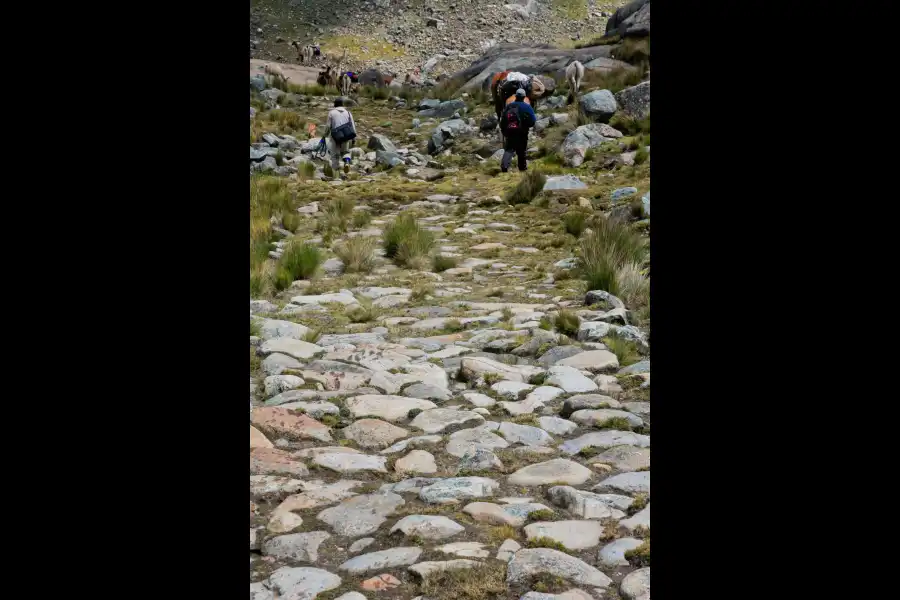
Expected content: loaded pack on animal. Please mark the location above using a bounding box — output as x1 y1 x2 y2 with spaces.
490 70 546 124
317 65 337 87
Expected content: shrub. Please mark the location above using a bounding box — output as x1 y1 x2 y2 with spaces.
603 332 643 366
299 161 316 178
563 212 589 237
505 170 547 205
382 212 435 267
282 212 301 233
625 539 650 567
433 255 458 272
250 175 292 220
334 237 377 274
352 210 373 229
634 147 649 164
279 241 323 281
273 265 295 291
554 310 580 337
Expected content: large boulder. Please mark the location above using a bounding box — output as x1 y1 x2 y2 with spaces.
615 81 650 119
357 69 388 87
560 124 615 167
579 90 617 123
427 119 475 155
418 99 467 119
606 0 651 38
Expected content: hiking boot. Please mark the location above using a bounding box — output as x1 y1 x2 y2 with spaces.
343 163 350 174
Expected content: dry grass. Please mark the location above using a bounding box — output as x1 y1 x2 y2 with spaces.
334 237 377 273
488 524 519 542
505 171 547 205
383 212 435 268
625 539 650 567
417 562 508 600
579 217 647 295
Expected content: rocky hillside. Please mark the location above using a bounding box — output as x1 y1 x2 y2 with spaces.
250 0 632 77
250 2 650 600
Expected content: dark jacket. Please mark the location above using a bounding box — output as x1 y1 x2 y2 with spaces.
501 101 537 134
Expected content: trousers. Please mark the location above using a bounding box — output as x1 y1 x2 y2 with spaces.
326 137 350 170
501 134 528 172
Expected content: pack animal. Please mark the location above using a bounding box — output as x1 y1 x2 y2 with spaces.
565 60 585 100
337 72 352 96
490 71 545 123
264 63 290 82
291 41 315 64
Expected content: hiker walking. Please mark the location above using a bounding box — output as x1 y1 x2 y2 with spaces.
322 98 357 175
499 88 537 173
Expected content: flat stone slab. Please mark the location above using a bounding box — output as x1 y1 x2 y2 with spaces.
546 485 631 519
391 515 465 540
570 409 643 429
317 492 405 537
591 446 651 471
446 427 509 457
342 419 409 449
419 477 500 504
593 471 650 495
537 416 578 436
621 567 650 600
250 447 310 478
508 459 593 486
555 350 619 373
380 435 444 455
395 449 438 474
598 538 644 567
461 356 544 383
251 407 333 443
619 505 650 533
344 395 437 422
312 453 388 474
547 366 599 393
410 408 485 434
262 531 331 562
436 541 490 558
263 567 342 600
408 560 480 580
339 547 424 575
259 337 324 360
559 431 650 455
524 520 606 550
463 501 552 526
498 422 554 446
506 548 611 588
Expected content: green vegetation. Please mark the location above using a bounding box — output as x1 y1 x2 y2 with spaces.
527 536 569 552
553 310 580 337
505 170 547 205
625 539 650 567
433 255 458 273
603 331 643 366
563 212 589 237
382 212 435 269
279 241 323 282
579 217 647 296
334 237 377 274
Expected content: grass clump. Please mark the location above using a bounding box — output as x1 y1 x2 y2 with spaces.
347 303 378 323
249 347 261 371
351 210 373 229
598 416 633 431
553 310 580 337
579 217 647 295
482 372 503 386
527 509 558 522
489 525 519 542
432 255 458 273
563 211 589 237
625 539 650 567
382 212 435 268
444 318 464 333
334 237 377 274
527 537 569 552
629 493 649 514
505 170 547 205
279 241 323 282
299 161 316 178
249 318 262 338
302 328 322 344
603 332 643 366
528 372 548 386
281 212 301 233
417 562 508 600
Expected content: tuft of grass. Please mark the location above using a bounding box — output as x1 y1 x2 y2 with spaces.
489 525 519 542
578 446 599 458
634 147 649 164
625 539 650 567
302 328 322 344
482 372 503 386
411 285 433 302
527 509 558 522
528 372 548 386
563 212 588 237
578 67 645 95
579 218 647 295
334 237 377 274
609 112 651 136
444 318 464 333
602 332 643 366
615 37 650 68
347 300 378 323
250 347 261 371
299 161 316 178
279 241 323 281
249 318 262 338
538 317 553 331
553 310 580 337
417 562 508 600
282 212 301 233
527 537 569 552
629 493 649 514
250 262 275 297
505 170 547 205
351 210 373 229
433 255 458 273
597 417 633 431
382 212 435 267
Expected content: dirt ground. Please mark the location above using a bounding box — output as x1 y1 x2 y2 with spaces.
250 59 322 85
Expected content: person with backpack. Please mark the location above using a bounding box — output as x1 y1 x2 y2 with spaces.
499 88 537 173
322 98 357 174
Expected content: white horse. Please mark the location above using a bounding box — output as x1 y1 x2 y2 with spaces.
264 63 289 82
565 60 585 96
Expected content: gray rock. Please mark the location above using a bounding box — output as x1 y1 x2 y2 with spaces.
317 492 405 537
543 175 588 191
344 395 436 422
570 409 643 428
496 538 521 562
376 150 404 168
538 346 584 366
619 504 650 533
265 567 342 600
611 187 638 203
446 426 509 457
507 459 593 486
592 446 651 471
559 430 650 455
250 75 267 91
457 447 504 472
348 538 375 554
606 0 651 37
436 541 490 559
620 567 651 600
556 350 620 373
410 408 485 434
428 118 475 154
391 515 465 540
262 353 304 376
506 548 612 588
403 383 452 402
395 449 438 474
497 422 554 447
263 375 306 397
547 366 598 393
584 290 625 310
338 547 424 574
593 471 650 495
619 360 650 375
322 258 344 276
560 124 613 167
615 81 650 120
579 90 617 123
419 477 500 504
546 486 630 519
256 317 312 341
419 99 466 119
262 531 331 562
561 394 621 417
598 538 644 567
524 520 606 550
342 419 409 450
368 134 397 153
313 453 388 474
380 435 444 455
463 501 550 526
537 416 578 436
249 475 306 499
259 338 323 360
